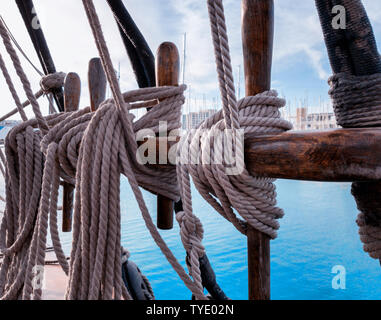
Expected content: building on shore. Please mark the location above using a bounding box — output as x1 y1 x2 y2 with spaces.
0 120 20 127
0 120 21 145
181 100 339 132
182 109 217 130
288 107 339 131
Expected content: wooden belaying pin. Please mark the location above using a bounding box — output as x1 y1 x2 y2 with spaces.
88 57 107 112
155 42 180 230
62 72 81 232
242 0 274 300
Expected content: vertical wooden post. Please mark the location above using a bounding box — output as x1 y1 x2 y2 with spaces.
242 0 274 300
88 58 107 112
62 72 81 232
155 42 180 230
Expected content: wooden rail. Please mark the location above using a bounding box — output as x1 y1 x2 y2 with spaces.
139 0 381 300
139 127 381 183
244 128 381 182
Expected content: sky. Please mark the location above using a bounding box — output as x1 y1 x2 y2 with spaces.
0 0 380 119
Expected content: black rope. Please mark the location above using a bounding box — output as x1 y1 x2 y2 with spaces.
106 0 228 300
316 0 381 265
315 0 381 76
175 201 229 300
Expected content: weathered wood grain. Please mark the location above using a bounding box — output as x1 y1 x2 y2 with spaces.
139 127 381 182
242 0 274 300
155 42 180 230
62 72 81 232
245 128 381 182
63 73 81 112
88 58 107 112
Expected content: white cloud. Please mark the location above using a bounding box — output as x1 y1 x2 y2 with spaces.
0 0 380 118
273 2 329 80
364 0 381 23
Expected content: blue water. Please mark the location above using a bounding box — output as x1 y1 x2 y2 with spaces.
59 179 381 300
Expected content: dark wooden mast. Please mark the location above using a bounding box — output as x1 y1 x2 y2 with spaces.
242 0 274 300
106 0 156 88
15 0 64 111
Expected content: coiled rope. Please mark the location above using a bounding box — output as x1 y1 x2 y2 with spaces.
0 16 71 299
329 73 381 260
176 0 291 248
316 0 381 262
329 73 381 128
1 0 291 300
61 0 207 300
0 0 207 300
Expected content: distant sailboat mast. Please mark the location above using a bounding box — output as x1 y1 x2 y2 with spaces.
182 32 186 85
182 32 190 125
237 64 241 100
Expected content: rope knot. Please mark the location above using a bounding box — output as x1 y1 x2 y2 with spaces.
176 211 205 255
40 72 66 94
178 90 291 239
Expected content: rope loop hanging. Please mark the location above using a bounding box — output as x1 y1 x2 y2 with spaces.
0 0 197 298
175 0 292 244
0 18 49 134
65 0 209 300
0 0 292 301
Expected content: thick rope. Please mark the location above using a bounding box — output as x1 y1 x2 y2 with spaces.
329 73 381 260
0 14 72 299
351 182 381 260
0 43 66 299
0 112 73 299
44 0 209 300
0 49 28 122
0 72 65 123
0 0 291 301
0 83 190 299
178 92 292 239
0 126 45 299
0 18 49 134
0 0 211 300
329 73 381 127
175 0 291 246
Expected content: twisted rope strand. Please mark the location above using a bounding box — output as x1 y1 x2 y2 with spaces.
176 0 291 251
0 18 49 134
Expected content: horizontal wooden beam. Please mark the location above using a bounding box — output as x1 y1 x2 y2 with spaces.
139 128 381 182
